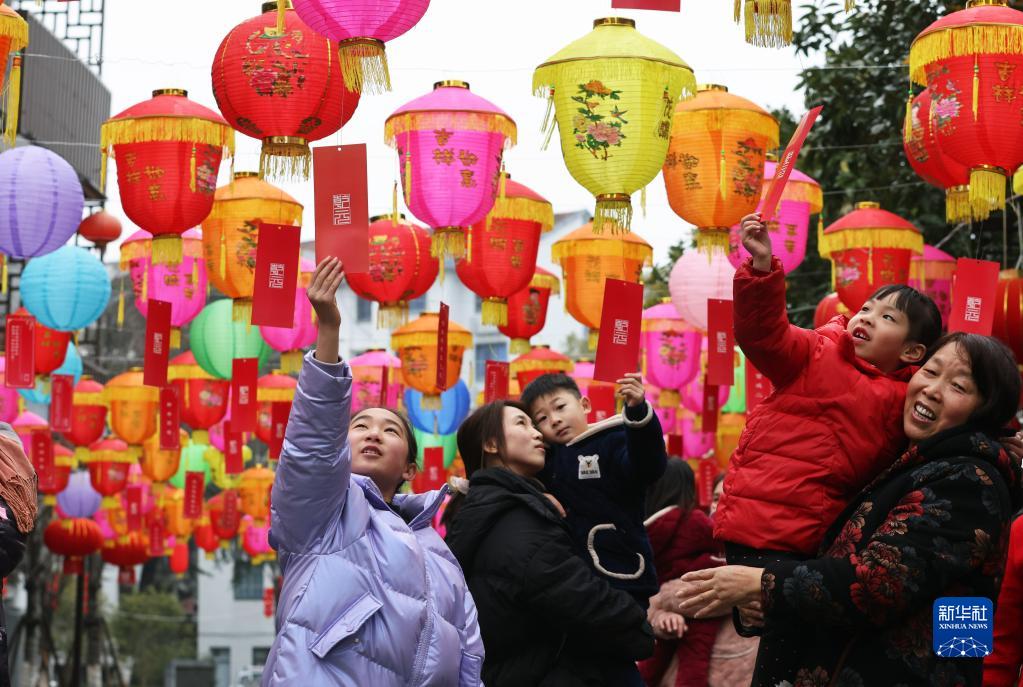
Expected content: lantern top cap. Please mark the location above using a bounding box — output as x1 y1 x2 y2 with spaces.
434 80 469 90
698 84 728 92
820 204 923 257
262 0 293 12
152 88 187 98
856 201 880 209
966 0 1008 7
369 213 407 223
593 17 635 28
233 172 260 180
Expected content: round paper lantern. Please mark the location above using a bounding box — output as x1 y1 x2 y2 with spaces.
85 438 132 508
0 146 84 260
208 443 253 491
189 298 272 380
994 271 1023 361
411 427 458 469
0 357 21 423
572 358 614 400
552 222 653 348
813 292 850 329
38 444 72 506
346 215 439 328
255 372 297 446
533 18 695 234
909 1 1023 215
211 2 360 179
391 312 472 409
169 351 230 439
722 348 746 414
909 245 956 326
78 210 123 248
818 201 923 312
350 349 403 412
101 89 234 264
238 465 275 523
169 441 213 490
162 488 195 539
642 300 702 407
24 309 71 376
102 532 149 585
678 410 715 460
499 267 560 354
169 540 190 575
734 0 794 48
902 87 975 223
64 377 107 465
668 249 735 332
44 518 103 575
0 2 27 144
241 515 274 564
21 245 111 332
131 228 207 348
726 158 818 274
291 0 430 93
19 342 80 407
510 346 574 391
404 379 470 435
104 369 159 456
202 172 303 322
195 519 219 559
259 260 318 373
385 80 516 259
664 84 778 253
715 413 746 470
12 410 46 454
57 470 102 518
140 430 187 486
208 490 242 541
456 174 552 325
681 374 730 415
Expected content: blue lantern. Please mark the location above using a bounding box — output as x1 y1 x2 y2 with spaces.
19 342 82 405
22 245 110 332
405 380 471 435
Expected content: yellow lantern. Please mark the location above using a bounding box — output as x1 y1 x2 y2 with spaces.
533 17 696 234
104 368 159 458
201 172 303 322
664 84 779 253
551 222 653 349
391 313 472 409
238 465 275 524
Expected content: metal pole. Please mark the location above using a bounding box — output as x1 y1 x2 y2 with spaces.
68 571 84 687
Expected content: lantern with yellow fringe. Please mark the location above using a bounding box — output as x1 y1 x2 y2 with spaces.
238 465 275 524
391 313 472 409
201 172 303 323
102 532 151 585
346 215 439 328
169 351 230 440
140 430 187 488
818 201 924 312
101 89 234 265
255 371 297 446
259 258 318 372
909 0 1023 216
129 228 207 348
385 80 516 259
104 368 159 458
533 17 695 234
510 345 574 391
663 84 778 253
909 245 956 326
37 444 71 506
551 222 653 349
642 299 702 409
499 267 560 354
0 1 27 147
84 438 133 509
66 378 107 467
456 173 552 326
44 517 104 575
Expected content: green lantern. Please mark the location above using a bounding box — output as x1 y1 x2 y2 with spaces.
413 427 458 468
170 440 214 489
722 347 746 414
190 298 271 379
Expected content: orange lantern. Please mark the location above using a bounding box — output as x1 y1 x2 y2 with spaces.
201 172 303 322
256 372 297 445
101 531 150 585
44 518 104 575
66 377 107 466
551 222 653 348
169 351 230 441
510 345 574 390
84 438 133 509
499 267 560 354
818 201 924 312
994 270 1023 361
238 465 275 524
104 369 159 457
140 430 187 488
663 84 778 253
391 313 472 409
162 488 195 539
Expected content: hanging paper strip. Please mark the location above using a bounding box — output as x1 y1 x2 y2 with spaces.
948 258 999 336
224 422 243 475
594 278 643 384
159 387 181 450
701 379 720 434
251 223 301 328
436 303 449 390
50 374 74 432
706 299 735 387
183 471 205 519
231 359 259 432
313 144 369 273
378 365 389 407
421 446 445 492
697 458 718 508
125 484 143 531
588 384 617 423
148 519 165 557
667 433 683 457
484 361 510 404
5 315 34 389
268 401 290 460
761 106 823 222
143 299 173 388
31 430 53 478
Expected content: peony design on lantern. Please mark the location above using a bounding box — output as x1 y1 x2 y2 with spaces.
385 80 516 259
909 0 1023 216
350 349 403 412
104 369 159 458
189 298 272 380
909 245 956 326
552 222 653 348
642 299 702 408
510 345 574 391
84 438 133 509
45 517 104 575
533 17 695 234
64 377 107 466
818 201 923 312
259 259 318 373
664 84 778 253
202 172 303 323
499 267 560 355
813 292 850 329
0 0 27 145
456 173 552 326
78 211 123 252
21 245 111 333
391 312 472 409
169 351 230 441
669 249 736 332
101 89 234 265
346 215 438 328
131 228 207 348
212 1 360 179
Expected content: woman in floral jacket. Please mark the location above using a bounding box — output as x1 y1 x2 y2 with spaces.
676 332 1022 687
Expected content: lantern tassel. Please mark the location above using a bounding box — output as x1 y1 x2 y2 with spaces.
189 145 197 193
377 303 409 330
970 167 1006 216
117 279 125 327
733 0 741 22
540 88 557 151
972 57 980 121
845 0 855 10
232 298 253 324
593 195 632 235
431 227 466 260
403 148 412 201
481 298 509 327
588 329 598 351
170 328 181 350
903 90 914 143
260 141 311 181
141 270 148 303
391 181 399 225
868 248 874 284
275 0 286 36
3 54 22 148
743 0 793 48
280 350 303 374
338 39 391 94
696 229 731 256
719 149 728 199
946 186 973 224
0 256 6 296
510 338 531 355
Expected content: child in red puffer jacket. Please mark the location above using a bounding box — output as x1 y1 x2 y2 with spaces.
985 514 1023 686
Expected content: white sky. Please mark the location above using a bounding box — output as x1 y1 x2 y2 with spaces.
97 0 814 267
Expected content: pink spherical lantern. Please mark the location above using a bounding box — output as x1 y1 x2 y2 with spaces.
241 514 274 564
259 260 317 375
385 80 517 260
0 358 23 423
679 411 715 460
132 228 207 348
13 410 47 452
642 301 702 408
349 349 403 412
681 374 730 415
909 245 955 327
119 229 151 301
669 250 735 331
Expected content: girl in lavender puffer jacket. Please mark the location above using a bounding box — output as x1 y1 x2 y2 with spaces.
262 258 484 687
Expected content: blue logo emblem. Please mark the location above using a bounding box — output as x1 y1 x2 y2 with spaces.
933 597 993 658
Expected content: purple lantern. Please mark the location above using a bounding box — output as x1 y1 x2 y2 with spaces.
0 146 85 259
642 301 702 409
57 470 102 518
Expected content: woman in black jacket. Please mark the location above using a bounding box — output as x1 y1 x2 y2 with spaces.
445 400 654 687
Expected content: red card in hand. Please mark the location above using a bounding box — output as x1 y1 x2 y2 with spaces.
224 422 244 474
268 401 290 460
593 279 644 384
761 106 823 222
184 471 205 519
436 303 450 390
5 315 34 388
50 374 74 433
252 223 301 328
159 386 181 450
745 361 773 415
484 361 510 404
231 359 259 432
313 143 369 273
701 380 720 434
948 258 1000 335
612 0 679 9
588 384 617 423
422 446 445 492
706 299 735 387
143 299 172 388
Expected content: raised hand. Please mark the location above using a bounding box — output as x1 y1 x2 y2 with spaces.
308 257 345 364
740 213 772 272
615 372 646 409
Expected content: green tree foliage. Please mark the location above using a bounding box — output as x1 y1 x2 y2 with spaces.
112 590 196 687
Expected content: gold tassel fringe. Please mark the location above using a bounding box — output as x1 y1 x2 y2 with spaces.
945 186 977 224
910 23 1023 86
385 111 517 148
431 227 466 260
593 196 633 235
101 116 235 155
531 271 560 295
551 238 653 266
280 350 303 374
510 338 531 355
743 0 793 49
338 38 391 94
260 141 311 181
378 303 410 330
818 227 924 258
903 92 914 143
587 329 598 351
969 167 1006 215
117 279 125 327
972 56 980 121
170 328 181 350
391 331 472 350
481 298 509 327
3 54 22 148
489 195 555 232
232 298 253 324
151 235 183 266
696 229 732 256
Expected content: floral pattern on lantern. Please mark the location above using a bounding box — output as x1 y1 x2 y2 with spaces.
259 259 317 373
391 312 472 409
510 345 574 391
642 300 702 408
533 17 695 233
499 267 560 354
385 80 516 259
169 351 230 440
21 246 111 332
350 349 403 412
189 299 271 380
909 245 956 326
104 369 159 457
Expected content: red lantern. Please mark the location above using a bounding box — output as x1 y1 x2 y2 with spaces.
65 377 108 466
499 268 559 354
101 89 234 265
256 373 296 445
813 292 849 329
902 88 973 223
77 211 123 248
994 271 1023 361
456 174 552 326
36 444 72 506
169 352 230 442
510 345 574 391
346 215 439 328
208 490 241 541
12 308 70 377
169 540 189 575
44 518 104 574
211 1 360 179
195 519 220 558
85 438 132 509
101 532 150 586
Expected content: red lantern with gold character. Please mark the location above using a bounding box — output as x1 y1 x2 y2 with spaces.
499 267 560 354
510 345 574 391
85 438 133 509
44 518 104 575
12 307 71 377
66 377 107 466
169 351 230 443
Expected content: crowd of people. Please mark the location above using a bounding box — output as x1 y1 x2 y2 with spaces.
254 213 1023 686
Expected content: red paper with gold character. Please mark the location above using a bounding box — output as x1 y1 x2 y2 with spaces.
231 359 258 432
159 387 181 450
49 375 74 433
5 315 34 388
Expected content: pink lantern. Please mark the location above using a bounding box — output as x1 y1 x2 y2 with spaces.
119 229 150 302
349 349 403 412
133 228 207 349
681 375 730 415
642 301 702 408
241 514 274 564
13 410 47 452
669 250 735 331
909 245 955 327
0 358 22 423
571 359 613 400
385 80 517 259
259 259 317 374
120 464 157 517
679 411 715 460
208 404 252 453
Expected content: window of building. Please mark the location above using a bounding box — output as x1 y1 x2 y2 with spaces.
474 342 508 384
252 646 271 667
356 297 373 323
232 562 264 601
211 647 230 687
